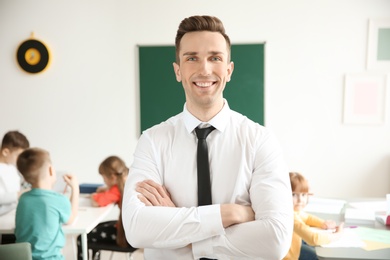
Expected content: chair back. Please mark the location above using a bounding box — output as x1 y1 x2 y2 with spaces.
0 242 32 260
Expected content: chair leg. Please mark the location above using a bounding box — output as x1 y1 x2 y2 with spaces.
108 251 133 260
93 250 101 260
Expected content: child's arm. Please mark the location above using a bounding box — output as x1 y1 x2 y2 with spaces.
296 220 344 246
63 174 79 224
90 193 100 207
89 186 108 207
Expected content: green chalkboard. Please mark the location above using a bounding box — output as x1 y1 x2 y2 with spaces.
139 43 264 132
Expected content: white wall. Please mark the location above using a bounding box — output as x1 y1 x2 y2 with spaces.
0 0 389 199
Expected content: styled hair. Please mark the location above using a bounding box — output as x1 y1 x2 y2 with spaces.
175 15 231 63
1 130 29 151
99 155 129 247
17 147 50 185
289 172 309 193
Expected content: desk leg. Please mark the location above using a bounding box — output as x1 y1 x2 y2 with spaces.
81 233 88 260
71 235 77 260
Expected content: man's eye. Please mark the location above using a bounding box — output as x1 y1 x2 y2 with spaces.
211 57 222 61
187 57 197 61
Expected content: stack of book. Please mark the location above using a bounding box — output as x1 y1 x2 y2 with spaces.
344 208 375 225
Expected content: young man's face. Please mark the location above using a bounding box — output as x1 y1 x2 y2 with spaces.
173 31 234 112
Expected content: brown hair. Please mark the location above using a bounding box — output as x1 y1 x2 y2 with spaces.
1 130 29 151
17 147 50 185
289 172 309 193
99 156 129 247
175 15 231 63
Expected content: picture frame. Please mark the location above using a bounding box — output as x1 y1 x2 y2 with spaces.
367 19 390 71
343 74 387 125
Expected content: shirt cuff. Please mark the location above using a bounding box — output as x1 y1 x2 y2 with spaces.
192 204 225 259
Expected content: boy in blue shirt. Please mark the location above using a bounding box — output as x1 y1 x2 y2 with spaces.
15 147 79 260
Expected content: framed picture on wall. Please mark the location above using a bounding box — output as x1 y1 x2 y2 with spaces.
366 19 390 71
343 74 387 125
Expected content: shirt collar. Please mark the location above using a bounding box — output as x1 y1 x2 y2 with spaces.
183 99 230 134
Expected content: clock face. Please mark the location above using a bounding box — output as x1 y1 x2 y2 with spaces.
25 48 41 65
17 39 50 73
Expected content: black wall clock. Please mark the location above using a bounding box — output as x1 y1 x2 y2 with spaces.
17 36 51 73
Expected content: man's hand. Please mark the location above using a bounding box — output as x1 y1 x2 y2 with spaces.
220 204 255 228
136 179 176 207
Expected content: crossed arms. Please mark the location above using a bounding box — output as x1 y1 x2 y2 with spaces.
137 179 255 229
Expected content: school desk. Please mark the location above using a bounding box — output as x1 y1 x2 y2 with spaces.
306 197 390 260
0 196 114 260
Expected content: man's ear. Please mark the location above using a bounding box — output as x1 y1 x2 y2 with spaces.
173 62 182 82
226 61 234 82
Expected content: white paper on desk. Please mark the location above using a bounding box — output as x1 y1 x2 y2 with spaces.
304 197 346 214
78 196 93 207
319 228 366 248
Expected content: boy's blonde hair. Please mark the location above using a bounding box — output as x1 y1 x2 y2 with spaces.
17 147 51 185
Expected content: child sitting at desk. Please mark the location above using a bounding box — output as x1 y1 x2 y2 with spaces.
76 155 136 260
15 147 79 260
283 172 344 260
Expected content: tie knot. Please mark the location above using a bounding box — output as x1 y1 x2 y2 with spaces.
195 126 215 140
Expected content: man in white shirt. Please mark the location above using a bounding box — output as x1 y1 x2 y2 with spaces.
0 130 30 216
0 130 29 244
122 15 293 259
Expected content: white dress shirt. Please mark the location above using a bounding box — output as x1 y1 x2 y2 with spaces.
0 163 21 215
122 100 293 259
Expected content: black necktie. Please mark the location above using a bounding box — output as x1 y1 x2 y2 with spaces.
195 126 215 206
196 126 217 260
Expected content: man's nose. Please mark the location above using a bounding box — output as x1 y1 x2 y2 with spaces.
198 59 212 76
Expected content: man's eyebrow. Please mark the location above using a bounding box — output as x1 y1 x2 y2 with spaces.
182 51 226 56
183 52 197 56
209 51 225 55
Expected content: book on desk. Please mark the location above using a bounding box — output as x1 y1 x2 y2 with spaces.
376 214 390 226
344 208 376 225
79 183 103 194
347 198 390 226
